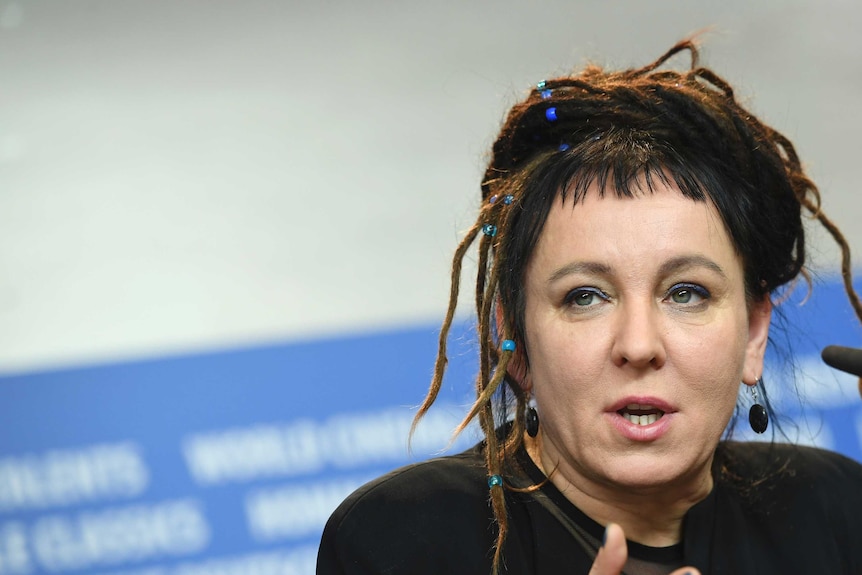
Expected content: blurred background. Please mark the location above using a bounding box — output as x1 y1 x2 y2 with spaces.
1 1 861 574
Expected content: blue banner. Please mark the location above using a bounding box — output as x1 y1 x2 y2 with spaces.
0 279 860 575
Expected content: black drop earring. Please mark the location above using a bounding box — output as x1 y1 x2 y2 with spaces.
748 377 768 434
526 398 540 437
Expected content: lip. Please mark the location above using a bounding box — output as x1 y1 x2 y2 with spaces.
606 396 677 442
608 396 677 414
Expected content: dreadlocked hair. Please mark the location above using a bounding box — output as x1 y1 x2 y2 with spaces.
411 38 862 575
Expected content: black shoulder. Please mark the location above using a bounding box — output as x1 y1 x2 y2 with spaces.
718 441 862 488
718 442 862 535
719 442 862 570
689 443 862 573
316 449 496 575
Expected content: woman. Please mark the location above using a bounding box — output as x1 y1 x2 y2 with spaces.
317 40 862 575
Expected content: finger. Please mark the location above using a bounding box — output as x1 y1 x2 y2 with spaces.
669 568 701 575
588 523 627 575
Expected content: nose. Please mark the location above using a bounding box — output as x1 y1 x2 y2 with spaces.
610 299 667 369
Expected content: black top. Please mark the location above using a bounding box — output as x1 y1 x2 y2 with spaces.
317 440 862 574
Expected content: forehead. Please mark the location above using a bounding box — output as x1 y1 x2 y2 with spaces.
530 180 739 276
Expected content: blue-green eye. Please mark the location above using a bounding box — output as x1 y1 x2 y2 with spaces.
574 292 596 306
565 287 607 308
667 284 709 305
671 289 692 303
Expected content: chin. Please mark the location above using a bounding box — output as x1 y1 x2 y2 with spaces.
597 454 710 492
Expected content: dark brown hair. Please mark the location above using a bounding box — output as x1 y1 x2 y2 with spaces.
412 39 862 573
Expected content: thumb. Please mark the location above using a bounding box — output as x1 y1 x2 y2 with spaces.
588 523 627 575
670 569 701 575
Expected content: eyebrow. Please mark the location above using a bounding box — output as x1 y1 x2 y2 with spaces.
659 255 727 279
547 261 612 284
547 255 727 284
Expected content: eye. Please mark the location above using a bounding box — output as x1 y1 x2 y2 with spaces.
671 289 693 304
666 283 710 306
565 287 608 308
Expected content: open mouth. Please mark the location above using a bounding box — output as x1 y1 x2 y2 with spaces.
617 403 665 426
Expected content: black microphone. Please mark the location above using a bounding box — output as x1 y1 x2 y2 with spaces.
821 345 862 378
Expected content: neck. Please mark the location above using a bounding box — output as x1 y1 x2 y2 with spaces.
524 434 714 547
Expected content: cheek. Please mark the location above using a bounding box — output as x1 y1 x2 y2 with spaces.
525 321 607 398
676 317 748 407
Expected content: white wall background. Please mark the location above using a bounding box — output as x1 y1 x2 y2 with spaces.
1 0 860 374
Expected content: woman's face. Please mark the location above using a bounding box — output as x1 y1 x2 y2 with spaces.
522 179 770 492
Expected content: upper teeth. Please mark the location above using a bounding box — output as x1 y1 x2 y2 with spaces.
626 413 658 425
621 403 664 426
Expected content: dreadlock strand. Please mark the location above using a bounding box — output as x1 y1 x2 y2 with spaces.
480 256 504 346
452 349 512 437
812 208 862 323
478 367 508 575
691 66 735 99
488 470 508 575
410 221 482 440
635 39 700 76
770 131 825 215
476 234 493 335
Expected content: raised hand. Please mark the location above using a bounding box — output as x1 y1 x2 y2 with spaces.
587 523 700 575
